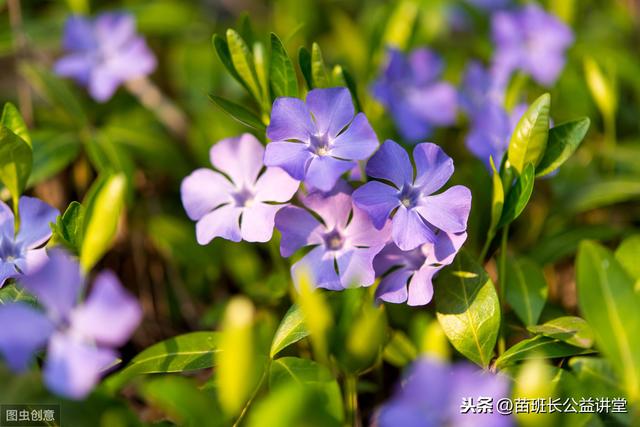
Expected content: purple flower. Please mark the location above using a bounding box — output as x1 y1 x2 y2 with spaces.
374 231 467 306
491 4 573 87
377 357 513 427
54 13 156 102
181 133 299 245
466 0 510 10
372 48 457 142
0 197 59 286
275 182 390 290
264 87 379 192
353 140 471 252
459 62 505 117
0 250 141 399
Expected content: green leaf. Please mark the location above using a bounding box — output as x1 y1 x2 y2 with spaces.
507 93 551 174
527 316 594 349
564 178 640 213
488 156 504 236
103 332 221 392
498 162 535 228
435 250 500 368
569 357 625 398
209 94 266 131
536 118 590 177
269 33 298 98
270 304 309 358
52 201 85 255
576 240 640 400
0 285 36 306
226 29 262 103
80 173 127 271
495 336 592 369
269 357 343 422
212 34 252 95
1 103 30 146
614 234 640 281
28 131 81 186
0 127 32 210
334 66 361 112
382 331 418 367
310 43 330 88
505 256 548 326
584 57 617 119
298 47 313 90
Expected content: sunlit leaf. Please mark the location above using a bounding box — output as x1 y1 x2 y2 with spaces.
310 43 330 89
495 336 592 369
614 234 640 281
498 163 535 228
527 316 594 349
226 29 262 103
1 102 30 146
507 93 550 174
269 33 298 98
52 201 84 255
536 118 590 177
270 304 309 358
0 126 32 212
505 256 548 326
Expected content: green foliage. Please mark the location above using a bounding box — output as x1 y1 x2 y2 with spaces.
51 201 85 254
1 102 31 146
495 336 592 369
536 118 590 177
269 33 298 98
527 316 594 349
0 126 32 213
498 162 535 228
208 94 266 131
507 93 551 174
505 256 548 326
270 304 310 358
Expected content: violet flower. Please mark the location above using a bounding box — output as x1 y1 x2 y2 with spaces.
371 48 457 142
352 140 471 251
54 12 156 102
0 197 59 286
181 133 299 245
275 182 390 290
491 4 573 87
377 357 513 427
264 87 379 192
374 231 467 306
0 250 141 399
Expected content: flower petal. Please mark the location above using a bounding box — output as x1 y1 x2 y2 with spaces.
306 87 354 139
16 197 60 249
274 206 323 257
365 140 413 188
267 97 315 142
431 231 467 266
336 247 380 288
407 265 439 306
352 181 400 230
291 246 342 290
407 82 457 126
54 54 93 85
375 268 412 304
253 167 299 203
0 261 18 287
412 143 454 195
415 185 472 234
0 200 14 239
180 169 235 221
70 271 141 347
240 202 282 243
62 15 96 51
330 113 379 160
302 182 353 230
344 206 391 247
88 67 120 102
209 134 264 188
392 206 436 251
0 303 54 371
264 141 313 181
195 205 242 244
305 155 354 192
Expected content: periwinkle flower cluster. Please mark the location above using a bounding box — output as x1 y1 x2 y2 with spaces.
55 12 156 102
182 87 471 305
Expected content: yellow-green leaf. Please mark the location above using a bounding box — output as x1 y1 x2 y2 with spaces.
507 93 551 174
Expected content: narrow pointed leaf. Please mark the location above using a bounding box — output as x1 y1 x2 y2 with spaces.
269 33 298 98
1 102 30 146
536 118 590 177
298 47 313 89
505 256 548 326
498 162 535 228
495 335 592 369
527 316 594 349
488 156 504 236
212 34 252 95
508 93 551 174
0 126 32 209
226 29 262 102
209 94 266 131
270 304 309 358
310 43 330 88
52 201 85 254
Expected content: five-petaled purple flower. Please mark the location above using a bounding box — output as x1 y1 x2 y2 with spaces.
54 12 157 102
0 197 59 286
264 87 379 192
491 4 573 87
0 250 141 399
275 182 390 290
371 48 457 142
182 133 299 245
353 140 471 251
377 357 513 427
374 231 467 306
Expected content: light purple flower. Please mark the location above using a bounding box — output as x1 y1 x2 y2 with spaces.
491 4 573 87
54 12 156 102
372 48 457 142
264 87 379 192
377 357 513 427
275 182 390 290
459 62 505 117
374 231 467 306
181 133 299 245
0 250 141 399
353 140 471 251
0 197 59 286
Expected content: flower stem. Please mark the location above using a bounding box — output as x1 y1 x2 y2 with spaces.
344 375 360 427
497 225 509 355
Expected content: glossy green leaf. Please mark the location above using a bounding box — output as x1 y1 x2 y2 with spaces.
495 336 592 369
488 156 504 236
505 256 548 326
269 33 298 98
614 234 640 281
1 103 30 146
576 240 640 400
52 201 85 255
435 250 500 368
382 331 418 367
0 127 32 211
565 178 640 213
334 66 361 112
209 94 266 131
536 118 590 177
527 316 594 349
584 57 617 118
310 43 330 88
212 33 252 95
253 41 269 109
507 93 550 174
104 332 221 392
226 29 262 102
498 162 535 228
80 173 127 271
269 357 343 422
298 47 313 89
270 304 309 358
